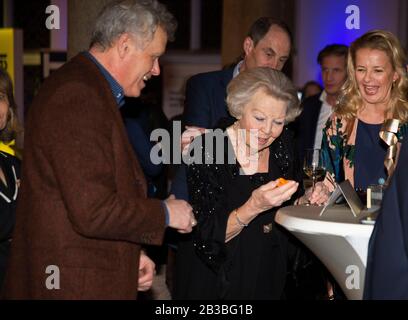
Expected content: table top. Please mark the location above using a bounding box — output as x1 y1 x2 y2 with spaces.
276 205 374 237
276 205 375 299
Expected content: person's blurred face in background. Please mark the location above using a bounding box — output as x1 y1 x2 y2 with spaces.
302 81 322 99
321 55 347 97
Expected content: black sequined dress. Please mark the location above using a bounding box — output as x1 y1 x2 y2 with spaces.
173 126 304 300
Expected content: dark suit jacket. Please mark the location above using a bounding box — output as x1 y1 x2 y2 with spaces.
364 138 408 299
124 117 163 198
2 54 166 299
183 68 234 129
292 94 323 164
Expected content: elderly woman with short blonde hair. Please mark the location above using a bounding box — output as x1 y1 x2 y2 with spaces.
174 67 328 300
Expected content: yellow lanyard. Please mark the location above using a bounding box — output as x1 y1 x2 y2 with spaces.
0 140 16 156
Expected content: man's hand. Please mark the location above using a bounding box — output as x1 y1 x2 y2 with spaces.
138 252 155 292
165 195 196 233
181 126 208 154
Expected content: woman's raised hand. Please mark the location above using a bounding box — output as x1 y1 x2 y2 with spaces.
301 181 331 206
248 179 299 214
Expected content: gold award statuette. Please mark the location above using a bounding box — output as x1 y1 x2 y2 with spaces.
379 119 400 185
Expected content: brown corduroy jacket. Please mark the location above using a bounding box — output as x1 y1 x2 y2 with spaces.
2 54 166 299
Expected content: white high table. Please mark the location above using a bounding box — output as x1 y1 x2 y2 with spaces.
275 205 375 300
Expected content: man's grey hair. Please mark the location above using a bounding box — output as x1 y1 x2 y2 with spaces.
90 0 177 50
227 67 301 124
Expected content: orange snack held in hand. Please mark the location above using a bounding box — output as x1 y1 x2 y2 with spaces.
276 178 289 187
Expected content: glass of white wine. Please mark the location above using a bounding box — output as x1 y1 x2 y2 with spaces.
303 149 326 205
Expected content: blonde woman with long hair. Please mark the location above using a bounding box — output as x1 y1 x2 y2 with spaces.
322 30 408 190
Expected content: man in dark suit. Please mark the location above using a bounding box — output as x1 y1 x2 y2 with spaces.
2 0 195 299
364 138 408 299
294 44 348 163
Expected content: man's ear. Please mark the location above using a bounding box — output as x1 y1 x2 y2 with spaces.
116 33 131 59
243 37 254 57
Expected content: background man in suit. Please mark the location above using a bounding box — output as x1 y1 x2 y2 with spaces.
2 0 195 299
364 138 408 299
294 44 348 163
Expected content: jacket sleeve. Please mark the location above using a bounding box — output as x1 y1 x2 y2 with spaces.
395 143 408 258
186 134 229 272
0 155 20 241
287 129 305 200
170 164 189 201
183 75 211 128
35 82 166 245
124 118 163 178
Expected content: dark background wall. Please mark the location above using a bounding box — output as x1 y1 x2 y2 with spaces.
0 0 4 26
13 0 50 49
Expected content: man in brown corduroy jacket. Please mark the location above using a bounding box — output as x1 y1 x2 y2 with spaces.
2 0 196 299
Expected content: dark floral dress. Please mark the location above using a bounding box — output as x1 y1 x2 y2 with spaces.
321 114 408 187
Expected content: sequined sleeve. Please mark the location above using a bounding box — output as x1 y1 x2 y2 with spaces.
186 134 230 272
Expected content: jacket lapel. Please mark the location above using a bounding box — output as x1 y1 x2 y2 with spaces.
0 154 17 201
78 55 148 195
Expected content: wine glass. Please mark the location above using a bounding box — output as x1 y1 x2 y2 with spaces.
303 149 326 205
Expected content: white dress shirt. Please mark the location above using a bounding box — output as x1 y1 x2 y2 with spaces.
313 91 334 149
